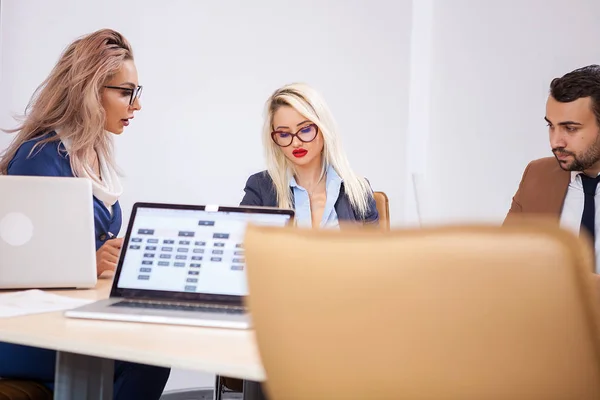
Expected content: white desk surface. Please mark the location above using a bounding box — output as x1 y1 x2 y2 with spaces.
0 276 265 381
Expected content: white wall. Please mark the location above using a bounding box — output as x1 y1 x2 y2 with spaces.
421 0 600 224
0 0 411 391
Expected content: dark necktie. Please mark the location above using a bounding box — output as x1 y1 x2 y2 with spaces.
580 174 600 242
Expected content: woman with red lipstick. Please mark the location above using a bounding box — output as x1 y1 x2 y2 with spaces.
0 29 169 399
226 82 381 397
241 82 379 228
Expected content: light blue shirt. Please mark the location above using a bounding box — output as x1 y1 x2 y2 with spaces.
290 165 342 228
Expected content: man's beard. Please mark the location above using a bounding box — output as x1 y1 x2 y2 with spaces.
553 134 600 171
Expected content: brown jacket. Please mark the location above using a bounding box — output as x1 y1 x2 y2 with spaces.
504 157 570 224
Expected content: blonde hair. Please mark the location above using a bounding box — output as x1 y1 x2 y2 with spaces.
263 82 373 217
0 28 134 181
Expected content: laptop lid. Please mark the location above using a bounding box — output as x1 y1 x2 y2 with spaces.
0 175 97 289
110 202 294 306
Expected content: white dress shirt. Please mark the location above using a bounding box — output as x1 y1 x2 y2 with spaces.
559 171 600 272
289 165 342 229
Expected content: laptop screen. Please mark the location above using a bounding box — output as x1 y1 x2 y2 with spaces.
115 205 292 298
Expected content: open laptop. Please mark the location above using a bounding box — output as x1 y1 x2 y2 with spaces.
0 175 97 289
65 202 294 329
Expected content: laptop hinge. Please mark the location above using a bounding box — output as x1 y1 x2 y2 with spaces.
121 298 244 310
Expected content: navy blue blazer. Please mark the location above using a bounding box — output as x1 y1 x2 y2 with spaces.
241 170 379 225
7 132 122 250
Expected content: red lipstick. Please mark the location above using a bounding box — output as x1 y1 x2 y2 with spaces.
292 149 308 158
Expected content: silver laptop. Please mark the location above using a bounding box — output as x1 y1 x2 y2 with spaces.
65 202 294 329
0 175 97 289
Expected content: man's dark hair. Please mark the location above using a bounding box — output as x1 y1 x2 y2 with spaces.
550 65 600 127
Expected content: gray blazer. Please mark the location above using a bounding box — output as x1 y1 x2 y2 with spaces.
240 170 379 225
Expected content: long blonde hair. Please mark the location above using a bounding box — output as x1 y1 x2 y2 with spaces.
0 28 134 182
263 82 373 217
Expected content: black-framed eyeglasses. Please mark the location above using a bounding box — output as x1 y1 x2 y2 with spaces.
104 85 143 106
271 123 319 147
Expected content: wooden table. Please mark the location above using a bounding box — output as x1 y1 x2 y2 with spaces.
0 277 265 399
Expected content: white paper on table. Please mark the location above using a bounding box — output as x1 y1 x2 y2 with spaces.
0 290 95 318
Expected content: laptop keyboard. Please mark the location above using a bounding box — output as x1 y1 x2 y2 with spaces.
110 300 245 314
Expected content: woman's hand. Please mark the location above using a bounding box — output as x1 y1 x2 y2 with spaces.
96 238 123 277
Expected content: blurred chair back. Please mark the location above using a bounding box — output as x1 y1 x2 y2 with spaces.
244 222 600 400
373 191 390 230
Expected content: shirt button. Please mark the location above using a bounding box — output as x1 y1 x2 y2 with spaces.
99 234 107 241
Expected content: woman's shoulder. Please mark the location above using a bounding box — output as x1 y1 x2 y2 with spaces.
338 175 379 223
245 170 274 187
339 175 375 194
14 131 63 157
7 131 71 176
241 170 278 207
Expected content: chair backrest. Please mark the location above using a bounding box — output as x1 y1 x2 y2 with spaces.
373 191 390 229
244 222 600 400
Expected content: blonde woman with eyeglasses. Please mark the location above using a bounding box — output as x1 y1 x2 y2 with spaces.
225 82 380 396
0 29 169 400
241 82 379 228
